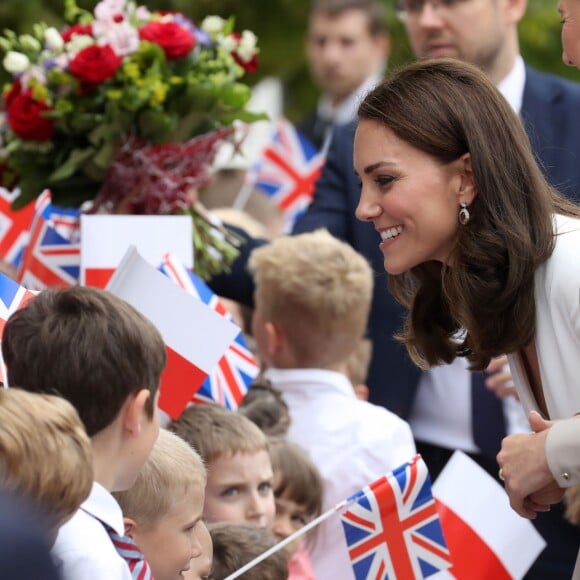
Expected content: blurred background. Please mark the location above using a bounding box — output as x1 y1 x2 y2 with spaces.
0 0 568 122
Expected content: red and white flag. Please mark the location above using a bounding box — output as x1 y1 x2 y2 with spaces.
433 451 546 580
81 215 193 288
106 247 239 419
0 187 36 268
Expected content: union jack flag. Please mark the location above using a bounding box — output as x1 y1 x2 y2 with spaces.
159 253 258 409
0 187 37 268
248 118 325 231
340 455 452 580
17 192 81 291
0 272 37 385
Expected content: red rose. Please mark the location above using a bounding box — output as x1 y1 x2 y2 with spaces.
139 21 195 60
6 88 54 141
69 45 122 85
230 33 259 74
4 80 22 108
61 24 93 43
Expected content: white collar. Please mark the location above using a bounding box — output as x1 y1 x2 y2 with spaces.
317 73 383 126
496 55 526 115
264 367 356 397
80 482 125 535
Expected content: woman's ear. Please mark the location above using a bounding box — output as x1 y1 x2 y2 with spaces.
458 153 476 205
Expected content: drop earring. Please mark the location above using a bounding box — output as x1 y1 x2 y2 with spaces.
458 201 470 225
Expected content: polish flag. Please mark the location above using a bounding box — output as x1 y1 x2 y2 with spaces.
106 247 239 419
432 451 546 579
80 215 193 288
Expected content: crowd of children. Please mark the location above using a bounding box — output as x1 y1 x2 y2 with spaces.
3 225 576 578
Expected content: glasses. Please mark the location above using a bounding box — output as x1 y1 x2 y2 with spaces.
396 0 471 20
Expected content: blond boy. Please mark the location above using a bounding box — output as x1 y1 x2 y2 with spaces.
2 287 166 580
114 429 209 580
169 404 276 530
248 229 416 580
0 388 93 540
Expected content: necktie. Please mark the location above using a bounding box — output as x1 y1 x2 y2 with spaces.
106 527 154 580
471 371 507 459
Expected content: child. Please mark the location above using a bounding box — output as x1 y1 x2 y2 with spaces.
248 230 416 579
238 376 291 437
342 337 373 401
0 388 93 541
2 286 167 580
114 429 210 580
169 404 276 530
208 522 288 580
269 438 323 580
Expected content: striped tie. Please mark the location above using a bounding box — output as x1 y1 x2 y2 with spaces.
107 528 154 580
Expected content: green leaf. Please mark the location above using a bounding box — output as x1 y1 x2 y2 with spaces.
48 147 95 182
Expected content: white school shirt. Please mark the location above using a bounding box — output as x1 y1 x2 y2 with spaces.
264 367 416 580
53 482 132 580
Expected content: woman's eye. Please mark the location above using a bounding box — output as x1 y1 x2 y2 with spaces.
221 487 238 498
375 175 395 187
258 481 272 494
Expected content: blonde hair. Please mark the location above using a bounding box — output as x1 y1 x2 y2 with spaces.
114 429 206 526
248 229 373 367
168 404 268 464
0 388 93 528
343 337 373 386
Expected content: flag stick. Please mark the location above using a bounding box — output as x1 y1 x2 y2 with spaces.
223 495 359 580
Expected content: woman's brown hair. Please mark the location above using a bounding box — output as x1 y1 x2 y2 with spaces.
358 58 580 370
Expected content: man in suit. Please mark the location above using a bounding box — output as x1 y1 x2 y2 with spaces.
292 0 580 577
298 0 389 150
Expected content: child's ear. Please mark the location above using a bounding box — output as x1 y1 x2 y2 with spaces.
123 517 138 538
265 321 285 357
122 389 151 437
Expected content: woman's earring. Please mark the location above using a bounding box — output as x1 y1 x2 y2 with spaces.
458 201 470 225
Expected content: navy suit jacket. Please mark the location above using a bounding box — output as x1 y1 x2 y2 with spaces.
292 65 580 416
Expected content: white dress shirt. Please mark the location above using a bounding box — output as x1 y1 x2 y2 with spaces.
53 482 132 580
265 367 416 580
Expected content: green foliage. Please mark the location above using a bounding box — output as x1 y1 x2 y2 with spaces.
0 1 574 120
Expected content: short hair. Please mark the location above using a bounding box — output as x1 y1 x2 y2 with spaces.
168 404 268 464
208 522 288 580
0 388 92 529
343 337 373 386
2 286 166 436
248 229 373 367
269 439 323 519
238 378 291 437
358 58 580 370
309 0 388 37
113 429 206 526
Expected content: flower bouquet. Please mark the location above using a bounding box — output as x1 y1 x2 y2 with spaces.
0 0 264 279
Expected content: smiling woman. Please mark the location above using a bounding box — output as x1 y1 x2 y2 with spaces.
354 56 580 579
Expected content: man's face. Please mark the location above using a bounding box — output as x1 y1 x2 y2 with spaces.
401 0 524 83
306 9 388 103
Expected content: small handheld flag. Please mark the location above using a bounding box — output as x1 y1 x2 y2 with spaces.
159 253 259 409
340 455 452 580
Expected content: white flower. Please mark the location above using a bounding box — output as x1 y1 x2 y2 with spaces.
94 0 128 24
44 27 64 52
3 51 30 74
201 16 226 35
219 34 238 53
236 31 258 62
20 65 47 89
66 34 95 56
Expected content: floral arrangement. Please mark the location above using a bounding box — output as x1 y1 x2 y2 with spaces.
0 0 263 278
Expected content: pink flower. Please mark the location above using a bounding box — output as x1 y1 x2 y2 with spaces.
93 20 139 56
